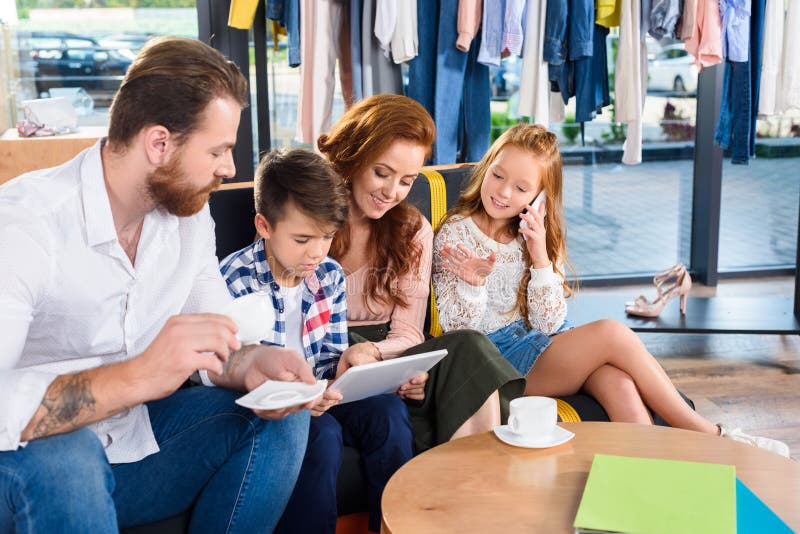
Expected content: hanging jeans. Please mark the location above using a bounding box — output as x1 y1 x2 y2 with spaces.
407 0 438 128
434 0 490 164
714 60 751 165
268 0 301 67
748 0 765 156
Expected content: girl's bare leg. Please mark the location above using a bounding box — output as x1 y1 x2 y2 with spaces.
450 391 501 440
582 364 653 424
525 320 717 434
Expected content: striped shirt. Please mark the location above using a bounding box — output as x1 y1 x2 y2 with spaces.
220 239 348 379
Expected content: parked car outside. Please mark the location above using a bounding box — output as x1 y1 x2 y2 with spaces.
647 43 698 94
18 31 133 97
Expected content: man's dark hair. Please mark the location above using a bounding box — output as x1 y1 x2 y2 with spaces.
255 149 349 229
107 36 248 148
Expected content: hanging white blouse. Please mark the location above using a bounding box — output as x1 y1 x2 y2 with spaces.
778 0 800 113
615 0 647 164
517 0 550 125
391 0 418 63
375 0 397 59
758 0 785 116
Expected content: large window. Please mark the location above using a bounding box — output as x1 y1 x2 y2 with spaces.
719 114 800 271
5 2 197 128
491 35 699 278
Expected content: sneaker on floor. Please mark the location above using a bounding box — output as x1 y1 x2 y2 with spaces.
718 424 790 458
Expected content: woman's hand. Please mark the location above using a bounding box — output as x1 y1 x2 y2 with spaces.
440 244 497 286
518 201 550 268
310 388 343 416
397 372 428 401
335 342 381 377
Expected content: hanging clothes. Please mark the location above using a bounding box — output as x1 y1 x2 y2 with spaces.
720 0 751 62
679 0 697 40
778 0 800 112
434 0 490 163
685 0 723 68
615 0 647 164
361 0 404 97
296 0 353 144
374 0 397 58
391 0 418 63
714 0 764 164
544 0 605 124
647 0 684 39
748 0 765 156
517 0 551 125
478 0 506 66
350 0 364 102
758 0 785 116
456 0 482 52
596 0 621 27
408 0 489 164
267 0 301 67
501 0 526 58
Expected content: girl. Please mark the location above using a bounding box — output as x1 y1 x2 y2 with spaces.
432 123 789 457
318 94 525 456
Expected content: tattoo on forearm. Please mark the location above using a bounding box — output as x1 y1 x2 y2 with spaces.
32 374 96 439
222 345 252 377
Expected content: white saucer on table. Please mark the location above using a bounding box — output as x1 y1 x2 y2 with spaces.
492 424 575 449
236 379 327 410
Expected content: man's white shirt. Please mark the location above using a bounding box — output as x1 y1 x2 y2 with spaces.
0 141 232 463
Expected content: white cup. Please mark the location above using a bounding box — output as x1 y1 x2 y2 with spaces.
221 292 276 345
507 396 557 438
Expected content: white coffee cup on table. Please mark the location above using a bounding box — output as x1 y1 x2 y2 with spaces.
507 396 557 439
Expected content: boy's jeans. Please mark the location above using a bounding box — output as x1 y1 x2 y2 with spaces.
0 386 309 533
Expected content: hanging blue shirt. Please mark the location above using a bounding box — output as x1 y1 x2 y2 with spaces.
720 0 751 62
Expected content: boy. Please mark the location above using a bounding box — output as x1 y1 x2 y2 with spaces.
220 149 414 533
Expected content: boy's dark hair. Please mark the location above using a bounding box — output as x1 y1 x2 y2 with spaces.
108 36 248 149
255 149 349 229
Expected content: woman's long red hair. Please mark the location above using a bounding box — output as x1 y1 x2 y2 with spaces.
319 94 436 310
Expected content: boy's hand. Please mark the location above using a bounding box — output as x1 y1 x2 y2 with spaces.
335 342 381 377
310 389 343 416
397 372 428 401
440 244 497 286
209 345 317 420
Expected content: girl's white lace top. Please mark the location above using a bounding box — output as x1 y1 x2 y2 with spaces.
433 215 567 335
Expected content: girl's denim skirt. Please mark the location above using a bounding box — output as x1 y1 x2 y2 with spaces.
486 319 571 376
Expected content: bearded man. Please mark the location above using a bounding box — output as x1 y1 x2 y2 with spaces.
0 37 314 533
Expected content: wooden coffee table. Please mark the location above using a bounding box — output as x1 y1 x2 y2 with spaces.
381 422 799 533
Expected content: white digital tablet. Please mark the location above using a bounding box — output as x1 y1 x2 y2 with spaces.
329 349 448 404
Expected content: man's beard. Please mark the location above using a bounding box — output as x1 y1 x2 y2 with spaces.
145 155 223 217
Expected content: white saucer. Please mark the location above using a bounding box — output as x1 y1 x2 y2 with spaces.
236 379 327 410
492 424 575 449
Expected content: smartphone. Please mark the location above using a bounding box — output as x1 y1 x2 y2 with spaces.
519 190 546 239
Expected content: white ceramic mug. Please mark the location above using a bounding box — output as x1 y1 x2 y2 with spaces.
507 396 557 438
221 292 276 345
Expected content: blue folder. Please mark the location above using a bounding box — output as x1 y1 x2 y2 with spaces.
736 478 794 534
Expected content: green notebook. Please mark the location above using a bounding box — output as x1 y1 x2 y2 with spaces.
573 454 736 534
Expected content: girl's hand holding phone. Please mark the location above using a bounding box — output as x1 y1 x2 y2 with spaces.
519 200 550 268
440 244 497 286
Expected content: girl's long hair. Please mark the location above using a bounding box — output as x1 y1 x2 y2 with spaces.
319 94 436 310
437 123 574 321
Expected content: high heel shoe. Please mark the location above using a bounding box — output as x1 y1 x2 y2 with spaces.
625 264 692 317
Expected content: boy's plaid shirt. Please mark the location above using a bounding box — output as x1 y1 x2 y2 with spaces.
220 239 348 379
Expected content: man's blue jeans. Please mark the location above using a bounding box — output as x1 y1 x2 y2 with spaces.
0 386 310 533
